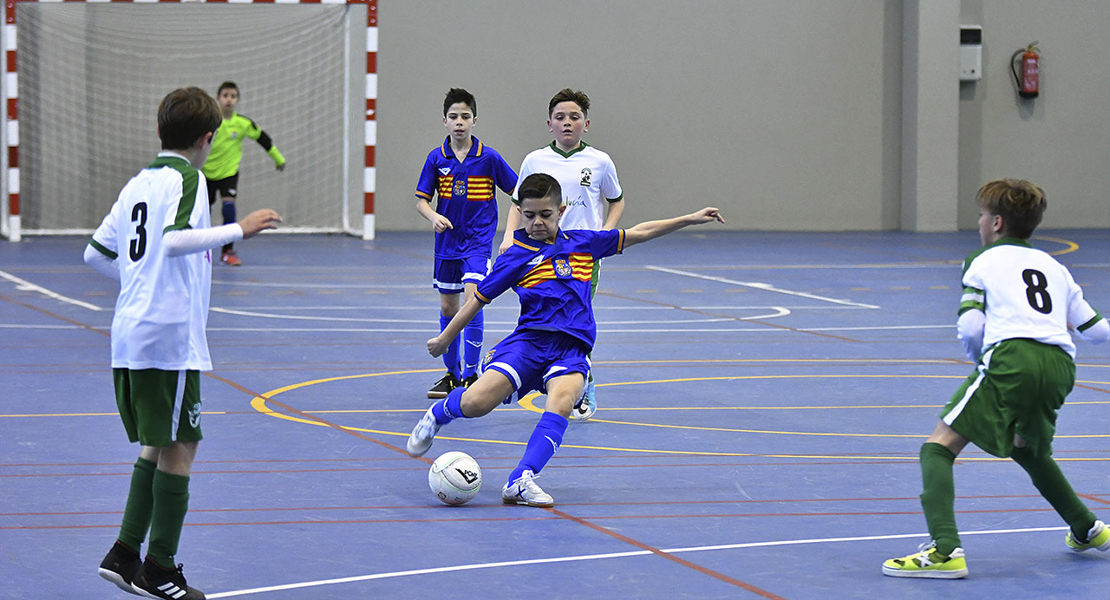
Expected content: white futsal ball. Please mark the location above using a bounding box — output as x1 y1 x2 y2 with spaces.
429 451 482 506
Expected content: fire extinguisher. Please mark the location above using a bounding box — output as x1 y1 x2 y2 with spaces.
1011 42 1040 98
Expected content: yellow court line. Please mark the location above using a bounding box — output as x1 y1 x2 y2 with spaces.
242 370 1110 454
0 411 229 418
1032 234 1079 256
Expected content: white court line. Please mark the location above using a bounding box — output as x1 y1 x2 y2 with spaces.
0 269 104 311
644 266 881 309
206 525 1067 598
213 280 426 289
202 326 796 334
203 305 847 312
209 308 790 323
803 324 952 332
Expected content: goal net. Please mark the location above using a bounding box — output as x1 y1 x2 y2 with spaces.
13 2 365 235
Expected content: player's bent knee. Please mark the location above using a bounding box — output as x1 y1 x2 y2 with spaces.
460 372 513 417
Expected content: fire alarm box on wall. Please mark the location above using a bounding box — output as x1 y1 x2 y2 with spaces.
960 25 983 81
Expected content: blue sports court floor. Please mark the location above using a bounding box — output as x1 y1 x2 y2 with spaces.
2 230 1109 599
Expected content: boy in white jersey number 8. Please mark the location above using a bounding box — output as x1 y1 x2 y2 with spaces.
883 179 1110 579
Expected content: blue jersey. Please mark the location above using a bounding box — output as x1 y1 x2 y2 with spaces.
476 228 625 348
415 136 518 260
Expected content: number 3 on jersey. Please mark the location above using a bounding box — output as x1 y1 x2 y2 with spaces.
1022 268 1052 314
129 201 148 261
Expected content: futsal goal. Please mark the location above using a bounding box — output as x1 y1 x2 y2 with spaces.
2 0 378 241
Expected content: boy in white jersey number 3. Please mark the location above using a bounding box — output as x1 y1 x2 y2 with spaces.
86 87 282 600
883 179 1110 579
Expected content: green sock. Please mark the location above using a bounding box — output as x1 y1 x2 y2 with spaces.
117 457 156 552
919 442 961 555
147 470 190 569
1011 446 1097 541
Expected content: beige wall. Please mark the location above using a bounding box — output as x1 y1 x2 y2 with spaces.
959 1 1110 229
376 0 904 232
375 0 1110 232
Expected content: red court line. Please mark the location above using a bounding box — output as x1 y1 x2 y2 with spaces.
4 506 1068 531
548 506 789 600
8 493 1098 517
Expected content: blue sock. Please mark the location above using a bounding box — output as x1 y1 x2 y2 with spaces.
508 412 569 483
440 314 461 378
430 387 467 425
462 310 484 378
221 200 236 225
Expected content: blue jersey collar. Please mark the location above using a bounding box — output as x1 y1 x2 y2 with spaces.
440 135 483 159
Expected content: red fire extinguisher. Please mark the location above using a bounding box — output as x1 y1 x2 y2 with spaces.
1011 42 1040 98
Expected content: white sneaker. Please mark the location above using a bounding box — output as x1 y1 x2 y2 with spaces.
406 407 440 457
502 470 554 507
572 379 596 420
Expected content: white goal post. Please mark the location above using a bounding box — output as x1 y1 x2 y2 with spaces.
1 0 378 242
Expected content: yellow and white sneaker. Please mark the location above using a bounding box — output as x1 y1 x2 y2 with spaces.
1066 520 1110 552
882 542 968 579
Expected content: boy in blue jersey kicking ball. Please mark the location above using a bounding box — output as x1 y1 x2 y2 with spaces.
882 179 1110 579
406 173 723 506
416 88 518 399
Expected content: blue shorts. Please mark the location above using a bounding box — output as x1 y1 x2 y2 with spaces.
482 329 591 404
433 256 490 293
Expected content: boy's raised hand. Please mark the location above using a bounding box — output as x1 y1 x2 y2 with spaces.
691 207 725 224
239 209 283 239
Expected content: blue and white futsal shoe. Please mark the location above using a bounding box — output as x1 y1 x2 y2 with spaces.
573 378 596 420
406 406 440 457
501 470 554 507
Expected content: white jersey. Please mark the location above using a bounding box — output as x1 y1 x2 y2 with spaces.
89 152 214 370
513 142 623 231
959 239 1102 359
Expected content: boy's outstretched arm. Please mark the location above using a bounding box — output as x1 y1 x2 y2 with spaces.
428 293 484 357
623 207 725 249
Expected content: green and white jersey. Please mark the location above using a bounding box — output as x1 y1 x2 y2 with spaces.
959 238 1103 359
89 153 214 370
513 141 623 231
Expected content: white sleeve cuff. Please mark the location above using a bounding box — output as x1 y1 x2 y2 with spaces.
1078 318 1110 345
83 244 120 280
956 310 986 362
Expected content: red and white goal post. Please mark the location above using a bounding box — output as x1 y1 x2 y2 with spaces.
2 0 378 241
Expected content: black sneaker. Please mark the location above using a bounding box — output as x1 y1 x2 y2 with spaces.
427 372 460 399
98 541 142 595
131 558 205 600
462 373 480 388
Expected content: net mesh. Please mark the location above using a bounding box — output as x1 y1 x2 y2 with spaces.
16 3 357 234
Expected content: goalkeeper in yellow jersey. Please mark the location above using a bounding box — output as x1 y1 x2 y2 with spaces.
202 81 286 266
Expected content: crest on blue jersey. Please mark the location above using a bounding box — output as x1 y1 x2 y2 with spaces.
482 349 496 367
554 258 572 277
453 178 467 198
579 167 592 187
